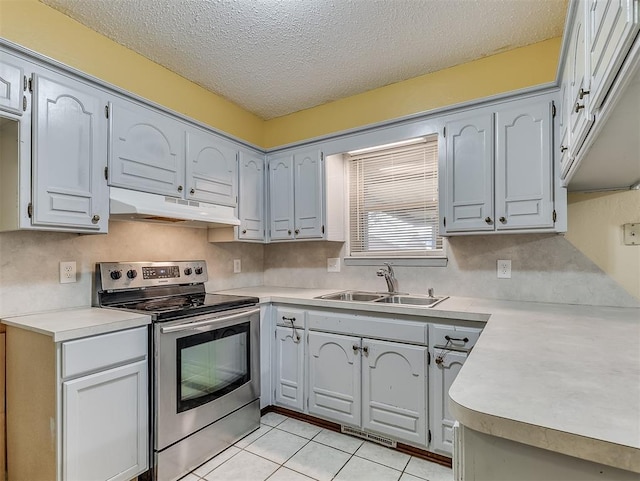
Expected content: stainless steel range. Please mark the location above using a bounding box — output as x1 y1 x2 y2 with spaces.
95 261 260 481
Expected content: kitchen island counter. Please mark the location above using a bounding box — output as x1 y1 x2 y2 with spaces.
218 286 640 474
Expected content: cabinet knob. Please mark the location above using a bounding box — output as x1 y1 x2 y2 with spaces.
574 102 585 113
294 228 300 235
190 188 195 195
91 214 100 224
560 145 568 153
484 217 492 224
288 229 292 235
242 229 247 234
177 185 183 192
579 88 590 100
499 216 506 224
352 344 359 353
362 346 369 356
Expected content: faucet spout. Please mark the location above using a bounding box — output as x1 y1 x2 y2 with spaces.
376 262 399 293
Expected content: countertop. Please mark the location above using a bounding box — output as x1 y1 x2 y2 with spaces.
219 286 640 473
1 307 151 342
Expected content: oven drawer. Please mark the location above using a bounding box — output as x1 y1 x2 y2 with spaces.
62 326 147 379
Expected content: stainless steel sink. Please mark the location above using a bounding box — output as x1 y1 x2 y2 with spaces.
316 291 387 302
374 294 448 307
316 290 448 307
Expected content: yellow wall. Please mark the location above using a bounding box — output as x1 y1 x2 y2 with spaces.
1 0 562 150
566 190 640 300
0 0 265 146
263 38 562 147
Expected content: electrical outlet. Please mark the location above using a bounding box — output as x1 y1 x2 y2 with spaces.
497 259 511 279
233 259 241 273
60 261 77 284
327 258 341 272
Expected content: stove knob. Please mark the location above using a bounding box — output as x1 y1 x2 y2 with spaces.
126 269 138 279
184 267 193 276
194 266 203 275
110 270 122 280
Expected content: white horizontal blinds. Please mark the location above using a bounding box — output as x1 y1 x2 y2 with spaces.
349 136 441 256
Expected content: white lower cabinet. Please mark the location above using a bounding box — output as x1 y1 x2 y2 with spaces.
6 325 149 481
308 330 428 446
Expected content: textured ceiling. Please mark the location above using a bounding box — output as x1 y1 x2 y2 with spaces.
40 0 568 120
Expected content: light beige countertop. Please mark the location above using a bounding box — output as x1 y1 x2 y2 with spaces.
1 307 151 342
219 286 640 473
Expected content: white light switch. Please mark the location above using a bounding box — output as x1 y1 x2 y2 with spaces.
624 223 639 245
327 258 341 272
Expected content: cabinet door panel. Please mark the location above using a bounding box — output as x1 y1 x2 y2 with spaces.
362 339 427 445
32 73 108 232
588 0 639 111
430 350 466 456
308 331 361 426
0 54 24 115
268 155 295 240
109 100 184 197
238 152 265 241
275 326 305 411
186 129 237 206
63 360 148 481
293 149 323 239
495 101 554 229
443 113 494 232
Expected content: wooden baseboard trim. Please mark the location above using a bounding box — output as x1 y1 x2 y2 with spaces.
260 406 452 469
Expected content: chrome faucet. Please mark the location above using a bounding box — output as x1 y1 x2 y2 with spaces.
376 262 398 293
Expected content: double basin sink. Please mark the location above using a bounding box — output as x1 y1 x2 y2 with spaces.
315 290 448 308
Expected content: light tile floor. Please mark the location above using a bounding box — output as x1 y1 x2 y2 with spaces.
181 412 453 481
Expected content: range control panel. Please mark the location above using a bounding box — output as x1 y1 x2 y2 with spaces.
97 261 208 291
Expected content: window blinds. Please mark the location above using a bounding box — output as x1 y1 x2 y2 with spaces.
348 136 442 256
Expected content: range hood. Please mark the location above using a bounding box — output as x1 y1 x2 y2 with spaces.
109 187 241 228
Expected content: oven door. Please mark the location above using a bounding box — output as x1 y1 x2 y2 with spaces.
154 306 260 451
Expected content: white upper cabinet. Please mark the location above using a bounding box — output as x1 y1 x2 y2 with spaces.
495 99 554 230
443 112 494 232
237 150 266 241
109 98 185 197
293 148 324 239
587 0 640 111
31 72 109 233
0 53 25 115
442 94 557 235
185 127 237 206
268 153 296 240
268 148 323 241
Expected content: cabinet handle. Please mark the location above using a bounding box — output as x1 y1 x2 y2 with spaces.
484 217 492 224
499 216 506 224
242 229 247 234
574 102 585 113
362 346 369 356
288 229 292 235
177 185 183 192
579 88 590 99
560 145 568 153
294 228 300 235
352 344 359 353
190 188 195 195
91 214 100 224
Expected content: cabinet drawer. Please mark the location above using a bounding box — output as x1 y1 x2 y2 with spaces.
308 310 427 345
62 327 147 379
430 324 482 353
275 306 306 328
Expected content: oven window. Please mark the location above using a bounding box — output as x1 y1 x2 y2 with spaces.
176 321 250 413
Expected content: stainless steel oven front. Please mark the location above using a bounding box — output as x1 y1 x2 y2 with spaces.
153 306 260 481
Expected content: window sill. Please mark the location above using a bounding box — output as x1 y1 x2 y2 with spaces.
343 257 448 267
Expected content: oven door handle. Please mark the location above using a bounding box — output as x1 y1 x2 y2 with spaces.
160 307 260 333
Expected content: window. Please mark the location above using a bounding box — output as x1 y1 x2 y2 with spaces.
348 135 442 258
